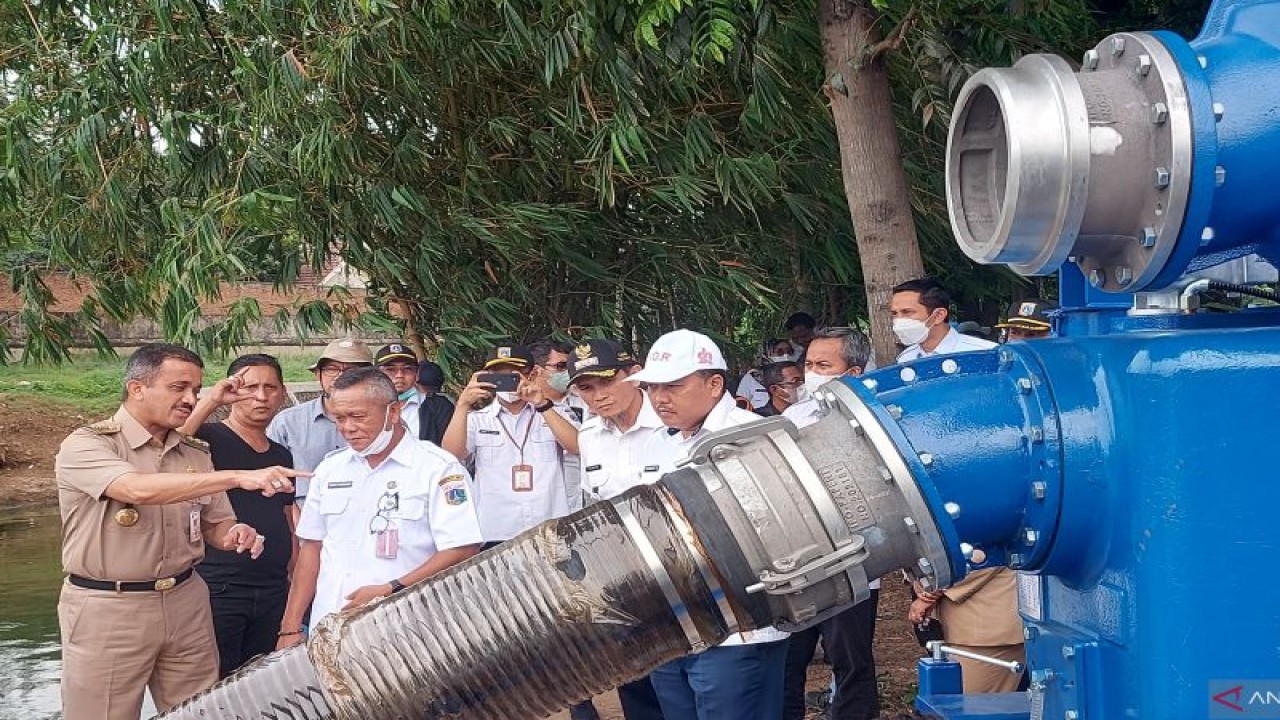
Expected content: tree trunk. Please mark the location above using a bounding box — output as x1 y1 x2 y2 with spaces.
817 0 925 365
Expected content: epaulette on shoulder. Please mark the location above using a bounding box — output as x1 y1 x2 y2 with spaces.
85 420 122 435
180 434 210 452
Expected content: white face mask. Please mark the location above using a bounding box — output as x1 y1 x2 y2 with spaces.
803 372 839 397
546 371 571 394
893 315 935 346
766 354 793 364
355 405 396 458
780 384 811 405
496 391 520 404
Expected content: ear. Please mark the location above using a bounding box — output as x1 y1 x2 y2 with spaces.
846 366 864 377
708 373 726 395
125 378 146 400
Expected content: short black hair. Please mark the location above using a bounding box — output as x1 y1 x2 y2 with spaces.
122 344 203 400
784 312 816 331
226 353 284 384
527 338 573 366
761 361 799 387
124 344 203 386
891 277 951 314
330 366 397 404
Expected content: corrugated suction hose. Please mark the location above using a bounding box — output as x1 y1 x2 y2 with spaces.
160 482 756 720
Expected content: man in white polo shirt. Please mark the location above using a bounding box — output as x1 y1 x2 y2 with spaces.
890 278 996 362
780 326 881 720
276 368 483 644
568 338 667 720
630 329 790 720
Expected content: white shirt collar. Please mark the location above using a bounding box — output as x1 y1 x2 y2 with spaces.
476 399 532 418
600 393 664 434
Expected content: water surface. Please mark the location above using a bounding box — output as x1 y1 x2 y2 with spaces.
0 509 62 720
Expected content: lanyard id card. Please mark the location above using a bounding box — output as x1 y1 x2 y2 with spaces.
189 505 202 543
375 527 399 559
512 464 534 492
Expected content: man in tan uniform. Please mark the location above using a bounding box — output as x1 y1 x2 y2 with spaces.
55 343 307 720
910 568 1024 692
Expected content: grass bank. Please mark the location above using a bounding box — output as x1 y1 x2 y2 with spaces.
0 347 322 417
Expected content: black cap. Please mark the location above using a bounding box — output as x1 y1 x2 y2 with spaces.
417 360 444 388
483 343 533 370
567 339 638 382
375 343 418 366
996 299 1059 330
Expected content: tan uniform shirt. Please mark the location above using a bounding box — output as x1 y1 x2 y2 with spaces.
936 567 1023 646
55 406 234 581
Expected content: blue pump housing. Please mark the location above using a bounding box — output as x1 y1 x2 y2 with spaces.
867 2 1280 717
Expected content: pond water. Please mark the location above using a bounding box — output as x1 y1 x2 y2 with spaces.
0 509 62 720
0 508 155 719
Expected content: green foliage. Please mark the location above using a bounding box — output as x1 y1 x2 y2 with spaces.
3 0 848 370
3 0 1115 371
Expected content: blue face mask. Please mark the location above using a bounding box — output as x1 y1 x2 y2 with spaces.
398 388 417 401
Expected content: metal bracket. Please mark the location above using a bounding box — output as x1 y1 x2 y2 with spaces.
926 640 1026 674
678 416 797 469
745 534 869 596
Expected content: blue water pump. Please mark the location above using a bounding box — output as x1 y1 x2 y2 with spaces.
859 1 1280 717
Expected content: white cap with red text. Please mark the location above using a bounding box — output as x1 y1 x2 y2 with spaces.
627 329 728 384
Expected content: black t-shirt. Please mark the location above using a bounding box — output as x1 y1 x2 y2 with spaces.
418 393 456 446
194 422 295 587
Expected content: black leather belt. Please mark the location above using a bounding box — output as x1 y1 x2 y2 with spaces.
68 567 193 592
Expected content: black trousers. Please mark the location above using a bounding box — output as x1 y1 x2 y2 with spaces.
206 580 289 678
782 589 880 720
618 676 665 720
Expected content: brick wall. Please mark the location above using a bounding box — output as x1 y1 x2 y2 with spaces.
0 273 371 346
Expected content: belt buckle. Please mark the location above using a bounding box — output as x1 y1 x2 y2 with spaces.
154 577 176 591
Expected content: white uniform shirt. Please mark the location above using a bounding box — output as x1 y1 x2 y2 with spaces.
782 390 881 592
736 371 770 410
897 327 996 363
578 393 666 502
399 390 423 438
555 397 586 512
463 401 580 542
296 436 484 624
638 394 790 647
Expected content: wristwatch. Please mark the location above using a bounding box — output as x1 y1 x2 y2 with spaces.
388 578 407 594
534 400 556 413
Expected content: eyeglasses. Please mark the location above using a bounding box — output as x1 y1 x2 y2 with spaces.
771 379 804 389
318 364 365 379
541 362 569 372
368 491 400 534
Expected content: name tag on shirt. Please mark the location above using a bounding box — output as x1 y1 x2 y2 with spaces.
479 429 501 435
585 464 603 472
643 465 660 473
327 480 354 489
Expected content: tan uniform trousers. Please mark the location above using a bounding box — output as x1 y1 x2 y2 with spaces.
949 643 1026 694
59 573 218 720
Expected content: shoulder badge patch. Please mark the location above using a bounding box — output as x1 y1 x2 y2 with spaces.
85 420 122 435
179 434 211 452
440 474 469 506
